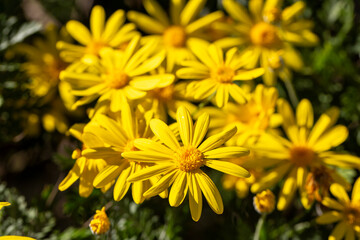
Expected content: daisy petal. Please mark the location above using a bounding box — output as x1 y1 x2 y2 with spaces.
90 5 105 40
352 177 360 203
188 173 202 222
58 157 86 191
192 112 210 148
150 119 180 151
134 138 174 156
127 11 165 34
66 21 92 46
330 183 350 204
94 162 129 188
321 197 344 211
113 165 132 201
205 160 250 178
329 221 347 240
316 211 342 224
177 106 193 146
277 167 297 210
296 99 313 128
102 10 125 42
127 163 176 182
198 127 237 152
204 147 249 159
144 170 178 198
180 0 206 26
195 170 224 214
169 171 188 207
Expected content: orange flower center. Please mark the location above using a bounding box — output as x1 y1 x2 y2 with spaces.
263 8 282 23
105 70 129 89
86 41 107 56
344 203 360 226
211 66 235 83
289 146 315 167
305 166 333 202
149 85 174 102
174 146 204 172
250 22 280 48
163 26 187 48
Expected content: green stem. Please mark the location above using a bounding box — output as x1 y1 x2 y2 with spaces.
254 214 266 240
283 79 299 108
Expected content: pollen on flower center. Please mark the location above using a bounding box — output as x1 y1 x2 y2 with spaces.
250 22 280 48
263 8 282 23
106 70 129 89
86 41 107 56
163 26 187 48
344 203 360 225
289 146 315 167
211 66 235 83
174 146 204 172
150 85 174 102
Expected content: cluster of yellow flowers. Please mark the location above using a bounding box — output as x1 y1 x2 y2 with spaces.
15 0 360 238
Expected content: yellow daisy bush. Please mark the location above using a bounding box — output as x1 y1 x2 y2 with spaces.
216 0 318 85
316 179 360 240
122 106 250 221
251 99 360 210
81 102 167 204
58 123 110 197
60 36 174 112
176 42 264 107
57 5 138 65
127 0 224 71
196 84 281 146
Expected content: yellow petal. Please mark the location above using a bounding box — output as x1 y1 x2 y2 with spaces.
214 84 229 108
188 173 202 221
134 138 174 156
0 202 11 210
122 151 172 163
114 165 132 201
186 11 224 34
277 167 297 210
203 147 249 159
144 170 179 198
170 0 185 24
94 162 128 188
58 157 86 191
127 163 175 182
90 5 105 40
195 170 224 214
313 125 348 152
177 106 194 146
329 221 347 240
127 11 165 34
316 211 342 224
223 0 252 25
180 0 206 26
132 164 146 204
321 197 344 211
198 127 237 152
282 1 305 22
233 68 264 80
205 160 250 178
296 99 313 128
352 177 360 203
102 10 125 42
169 171 188 207
192 112 210 148
143 0 170 26
330 183 350 204
0 236 36 240
150 119 180 151
66 20 92 46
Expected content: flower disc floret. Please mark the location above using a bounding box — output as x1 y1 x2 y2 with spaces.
250 22 280 48
163 26 187 48
174 146 204 172
211 66 235 83
289 145 315 167
105 70 129 89
344 203 360 226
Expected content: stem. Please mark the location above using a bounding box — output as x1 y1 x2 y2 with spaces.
283 79 299 108
254 214 266 240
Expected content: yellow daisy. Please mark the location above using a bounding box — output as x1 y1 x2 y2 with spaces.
58 123 110 197
57 5 138 64
60 36 174 112
216 0 318 85
196 84 281 146
122 106 250 221
251 99 359 210
82 102 167 204
176 42 264 108
0 202 11 210
127 0 224 71
316 179 360 240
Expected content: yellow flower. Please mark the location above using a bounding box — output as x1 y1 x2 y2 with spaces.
217 0 318 85
0 202 11 210
58 123 110 197
138 64 197 121
176 42 264 107
127 0 224 71
251 99 359 210
122 106 250 221
57 5 138 64
82 102 167 204
316 179 360 240
89 206 110 235
253 189 276 214
60 36 174 112
196 84 281 146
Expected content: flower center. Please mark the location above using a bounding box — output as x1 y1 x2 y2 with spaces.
305 166 333 202
211 66 235 83
344 203 360 226
149 85 174 102
86 41 107 56
250 22 280 48
289 146 315 167
263 8 282 23
163 26 187 48
105 70 129 89
174 146 204 172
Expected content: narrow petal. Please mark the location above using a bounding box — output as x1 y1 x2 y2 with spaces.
169 171 188 207
277 167 297 210
122 151 172 163
313 126 348 152
113 165 132 201
177 106 193 146
198 127 237 152
143 0 170 26
66 21 92 46
205 160 250 178
102 10 125 41
132 165 146 204
90 5 105 40
316 211 343 224
180 0 206 26
186 11 224 34
296 99 313 128
195 170 224 214
127 11 165 34
330 183 350 204
127 163 175 182
94 162 129 188
150 119 180 151
204 147 249 159
233 68 265 81
144 170 179 198
58 157 86 191
352 177 360 203
222 0 252 25
188 172 202 222
329 221 347 240
321 197 344 211
192 112 210 148
134 138 175 156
